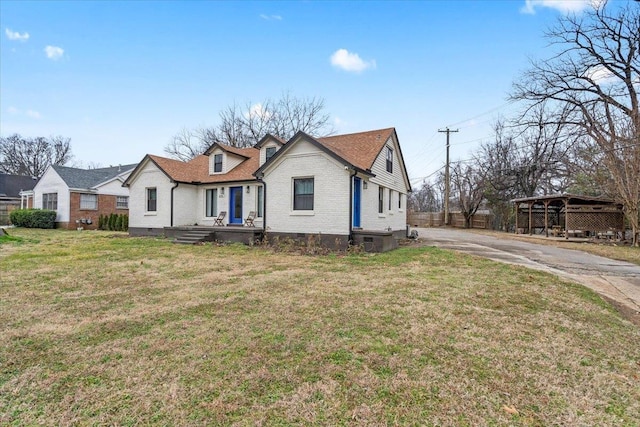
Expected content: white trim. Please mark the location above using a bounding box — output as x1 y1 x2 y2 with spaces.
290 211 315 216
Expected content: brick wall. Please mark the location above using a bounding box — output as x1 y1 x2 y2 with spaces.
64 192 128 230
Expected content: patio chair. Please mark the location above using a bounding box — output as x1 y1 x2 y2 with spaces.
244 211 256 227
214 211 226 226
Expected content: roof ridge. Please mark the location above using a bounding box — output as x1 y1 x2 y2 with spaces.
318 127 395 140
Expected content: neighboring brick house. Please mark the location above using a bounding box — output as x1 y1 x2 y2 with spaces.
124 128 412 250
32 164 137 229
0 173 38 225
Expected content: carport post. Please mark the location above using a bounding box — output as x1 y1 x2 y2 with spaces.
564 199 569 240
544 200 549 238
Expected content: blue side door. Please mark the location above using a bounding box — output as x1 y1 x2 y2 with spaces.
353 177 361 228
229 186 243 224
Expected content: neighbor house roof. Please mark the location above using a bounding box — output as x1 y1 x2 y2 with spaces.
52 164 138 190
0 174 38 198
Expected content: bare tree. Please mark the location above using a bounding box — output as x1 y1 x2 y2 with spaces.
450 162 485 228
479 107 573 198
408 179 442 212
0 134 72 177
163 127 210 162
511 1 640 244
164 93 334 159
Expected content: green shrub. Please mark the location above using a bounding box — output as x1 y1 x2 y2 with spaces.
108 214 116 231
115 215 123 231
9 209 56 229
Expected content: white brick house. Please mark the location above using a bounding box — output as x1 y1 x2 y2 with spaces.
123 128 411 250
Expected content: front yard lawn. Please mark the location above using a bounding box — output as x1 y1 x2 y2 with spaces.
1 229 638 426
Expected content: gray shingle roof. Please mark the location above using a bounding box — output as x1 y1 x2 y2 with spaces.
52 164 137 189
0 174 38 197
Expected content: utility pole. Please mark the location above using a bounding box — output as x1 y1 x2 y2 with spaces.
438 127 458 226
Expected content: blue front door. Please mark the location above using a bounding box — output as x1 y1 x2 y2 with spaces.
353 177 361 228
229 186 243 224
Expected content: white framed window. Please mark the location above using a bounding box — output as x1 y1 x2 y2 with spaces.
388 189 392 211
265 146 277 162
146 188 157 212
80 193 98 210
205 189 218 217
213 154 223 173
293 178 314 211
378 186 384 214
43 193 58 210
257 186 263 218
398 193 403 210
386 147 393 173
116 196 129 209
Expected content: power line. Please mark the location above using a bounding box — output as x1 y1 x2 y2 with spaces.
445 100 516 129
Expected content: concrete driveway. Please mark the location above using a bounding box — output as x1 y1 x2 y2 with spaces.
417 227 640 320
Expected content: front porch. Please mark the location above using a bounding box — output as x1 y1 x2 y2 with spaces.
165 226 264 245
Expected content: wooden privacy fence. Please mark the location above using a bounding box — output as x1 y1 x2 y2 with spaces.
408 212 493 229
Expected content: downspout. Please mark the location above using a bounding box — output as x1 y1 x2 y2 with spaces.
348 168 357 244
170 182 179 227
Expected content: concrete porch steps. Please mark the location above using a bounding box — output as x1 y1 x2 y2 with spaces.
173 229 216 244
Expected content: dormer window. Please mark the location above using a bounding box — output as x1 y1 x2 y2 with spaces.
214 154 223 173
266 146 277 162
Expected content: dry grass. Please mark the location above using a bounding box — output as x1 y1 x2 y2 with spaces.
1 228 639 426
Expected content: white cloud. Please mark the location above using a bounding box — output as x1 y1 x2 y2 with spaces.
44 45 64 60
330 49 376 73
6 107 42 119
5 28 29 41
246 103 272 120
26 110 42 119
584 65 616 84
520 0 600 14
260 14 282 21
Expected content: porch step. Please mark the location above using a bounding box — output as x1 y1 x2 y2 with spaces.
173 230 215 244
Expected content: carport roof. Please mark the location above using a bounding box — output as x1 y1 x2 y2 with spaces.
511 194 621 206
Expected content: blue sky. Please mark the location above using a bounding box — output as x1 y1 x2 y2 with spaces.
0 0 602 185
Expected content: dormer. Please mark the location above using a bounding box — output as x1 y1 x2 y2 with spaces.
204 143 250 175
255 134 285 166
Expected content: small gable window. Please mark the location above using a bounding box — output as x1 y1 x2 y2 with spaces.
214 154 223 173
265 146 277 162
293 178 314 211
386 147 393 173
